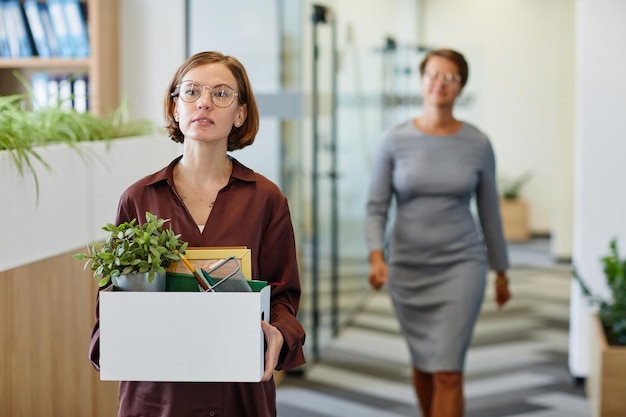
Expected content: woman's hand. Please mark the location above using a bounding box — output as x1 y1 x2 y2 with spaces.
494 273 512 308
368 250 388 290
261 320 284 381
369 262 388 290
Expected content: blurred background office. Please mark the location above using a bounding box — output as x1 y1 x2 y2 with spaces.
117 0 625 382
2 0 625 416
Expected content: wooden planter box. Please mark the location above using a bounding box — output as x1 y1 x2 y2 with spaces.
587 314 626 417
499 199 530 241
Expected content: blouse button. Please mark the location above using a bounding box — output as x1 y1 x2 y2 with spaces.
209 412 216 417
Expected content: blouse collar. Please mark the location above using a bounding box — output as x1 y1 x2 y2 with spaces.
140 155 257 189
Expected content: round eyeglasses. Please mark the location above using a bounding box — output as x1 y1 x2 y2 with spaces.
172 81 240 108
423 70 462 85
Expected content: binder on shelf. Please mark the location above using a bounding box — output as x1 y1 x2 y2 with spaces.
63 0 89 57
32 72 87 112
72 73 88 113
46 0 72 57
23 0 51 58
59 76 73 110
47 75 60 108
2 0 33 57
31 72 49 110
1 0 20 57
0 3 10 57
38 2 59 57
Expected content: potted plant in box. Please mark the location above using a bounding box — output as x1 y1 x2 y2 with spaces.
574 239 626 417
74 211 188 291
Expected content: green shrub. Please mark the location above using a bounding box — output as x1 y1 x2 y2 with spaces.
574 239 626 345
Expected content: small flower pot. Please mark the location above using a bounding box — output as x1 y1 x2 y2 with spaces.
114 272 166 292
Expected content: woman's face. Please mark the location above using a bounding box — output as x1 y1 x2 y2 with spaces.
421 56 463 107
173 63 246 145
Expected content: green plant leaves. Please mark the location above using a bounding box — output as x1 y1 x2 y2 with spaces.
574 238 626 345
2 76 156 204
499 171 533 200
74 212 187 288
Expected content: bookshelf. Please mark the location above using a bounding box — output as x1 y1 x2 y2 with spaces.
0 0 119 116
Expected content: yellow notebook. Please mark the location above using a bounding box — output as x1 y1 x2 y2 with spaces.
167 247 252 279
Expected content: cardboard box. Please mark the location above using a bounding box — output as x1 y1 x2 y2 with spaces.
99 285 270 382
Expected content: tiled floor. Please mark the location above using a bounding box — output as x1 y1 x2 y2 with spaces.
276 240 590 417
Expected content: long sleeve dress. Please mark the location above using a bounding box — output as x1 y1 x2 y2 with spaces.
89 156 306 417
365 120 509 372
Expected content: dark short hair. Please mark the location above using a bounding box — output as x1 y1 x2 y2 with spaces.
163 51 259 151
419 48 469 88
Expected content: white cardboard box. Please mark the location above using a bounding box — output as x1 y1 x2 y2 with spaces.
99 286 270 382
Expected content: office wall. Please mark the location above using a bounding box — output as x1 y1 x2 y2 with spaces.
187 0 283 184
419 0 575 257
569 0 626 378
119 0 186 128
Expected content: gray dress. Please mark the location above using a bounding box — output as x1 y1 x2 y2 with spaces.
365 120 509 372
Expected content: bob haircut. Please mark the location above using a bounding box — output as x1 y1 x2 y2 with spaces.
164 51 260 151
419 48 469 88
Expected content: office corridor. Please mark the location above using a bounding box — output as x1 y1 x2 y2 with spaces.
276 240 591 417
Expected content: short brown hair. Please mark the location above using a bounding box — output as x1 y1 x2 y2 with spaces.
419 48 469 88
163 51 260 151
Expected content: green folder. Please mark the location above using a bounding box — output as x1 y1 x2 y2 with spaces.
166 272 267 293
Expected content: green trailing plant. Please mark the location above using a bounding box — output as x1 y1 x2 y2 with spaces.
573 239 626 346
1 72 156 202
74 212 189 288
499 171 533 200
1 94 49 198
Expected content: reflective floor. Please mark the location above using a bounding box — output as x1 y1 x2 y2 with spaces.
277 239 590 417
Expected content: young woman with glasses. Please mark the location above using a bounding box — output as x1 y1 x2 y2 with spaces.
89 51 306 417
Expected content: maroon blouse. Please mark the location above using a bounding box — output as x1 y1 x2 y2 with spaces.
89 156 306 417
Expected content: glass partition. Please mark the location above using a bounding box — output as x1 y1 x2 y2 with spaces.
187 0 428 363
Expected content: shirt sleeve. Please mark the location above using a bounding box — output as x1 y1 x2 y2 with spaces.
475 139 510 271
257 197 306 370
365 132 394 253
88 294 102 371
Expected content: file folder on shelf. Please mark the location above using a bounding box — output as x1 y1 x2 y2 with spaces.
72 74 88 113
46 0 72 57
31 72 49 110
3 0 33 57
23 0 51 58
38 2 59 57
0 6 10 57
63 0 89 57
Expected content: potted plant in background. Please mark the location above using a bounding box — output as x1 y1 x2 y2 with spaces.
498 171 533 241
574 239 626 417
74 212 188 291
